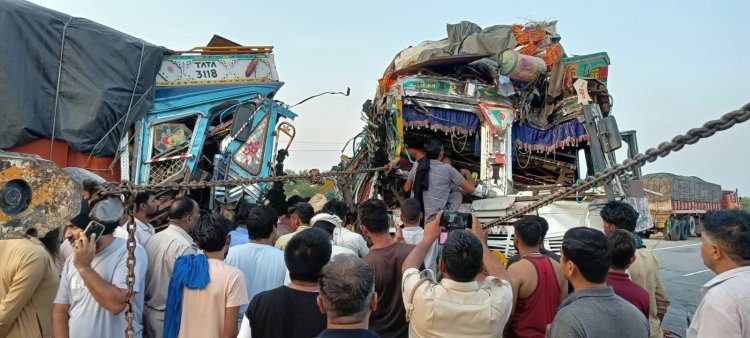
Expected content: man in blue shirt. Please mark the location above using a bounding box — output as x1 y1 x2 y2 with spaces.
225 205 286 326
228 203 255 248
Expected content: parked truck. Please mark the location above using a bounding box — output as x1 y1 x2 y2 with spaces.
0 1 299 223
641 173 739 240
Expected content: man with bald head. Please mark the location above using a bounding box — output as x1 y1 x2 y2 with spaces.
143 197 201 338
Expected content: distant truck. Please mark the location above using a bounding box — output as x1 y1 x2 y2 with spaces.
640 173 739 240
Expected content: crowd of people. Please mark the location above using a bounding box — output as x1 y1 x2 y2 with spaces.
0 138 749 338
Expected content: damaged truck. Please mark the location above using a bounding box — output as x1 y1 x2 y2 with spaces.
0 0 298 223
336 21 652 254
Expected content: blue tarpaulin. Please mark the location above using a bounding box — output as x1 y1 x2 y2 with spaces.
513 119 589 153
402 105 479 135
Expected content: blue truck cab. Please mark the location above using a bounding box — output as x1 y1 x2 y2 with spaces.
131 46 296 211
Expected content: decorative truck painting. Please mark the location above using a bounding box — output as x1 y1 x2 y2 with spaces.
334 20 647 256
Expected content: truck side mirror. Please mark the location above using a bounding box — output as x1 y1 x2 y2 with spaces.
598 115 622 153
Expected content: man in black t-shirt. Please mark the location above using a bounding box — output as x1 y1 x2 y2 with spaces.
238 228 332 338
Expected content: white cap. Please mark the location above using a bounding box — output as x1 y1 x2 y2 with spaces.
310 213 342 228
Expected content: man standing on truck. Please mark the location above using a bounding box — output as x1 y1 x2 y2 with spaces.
601 201 670 338
403 139 475 222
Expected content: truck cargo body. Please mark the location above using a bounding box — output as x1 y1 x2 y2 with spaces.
642 173 721 228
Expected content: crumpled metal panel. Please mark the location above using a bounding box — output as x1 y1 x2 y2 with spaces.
0 151 81 239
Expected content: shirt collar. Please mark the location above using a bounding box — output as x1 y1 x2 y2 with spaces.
702 266 750 291
560 287 615 308
607 270 631 281
135 218 154 234
168 224 194 243
233 227 248 235
441 278 480 292
296 225 310 233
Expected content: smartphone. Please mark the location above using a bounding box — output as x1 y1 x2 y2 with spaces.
439 231 449 245
83 221 106 243
440 212 471 230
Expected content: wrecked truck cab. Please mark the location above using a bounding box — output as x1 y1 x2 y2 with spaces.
338 21 645 256
131 47 297 213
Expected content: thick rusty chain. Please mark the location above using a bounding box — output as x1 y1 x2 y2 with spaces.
93 166 389 200
106 166 388 337
124 198 137 338
483 103 750 229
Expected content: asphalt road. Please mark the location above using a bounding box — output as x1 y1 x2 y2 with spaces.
643 237 714 337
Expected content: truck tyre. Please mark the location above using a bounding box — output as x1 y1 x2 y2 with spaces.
671 221 681 241
680 221 689 241
686 216 696 237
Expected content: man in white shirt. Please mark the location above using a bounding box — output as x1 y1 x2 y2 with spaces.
114 192 158 245
394 198 438 272
143 197 200 338
321 200 369 257
401 212 512 338
688 210 750 338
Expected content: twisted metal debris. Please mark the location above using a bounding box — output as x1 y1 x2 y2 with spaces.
483 103 750 229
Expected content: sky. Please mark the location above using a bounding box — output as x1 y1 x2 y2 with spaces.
29 0 750 195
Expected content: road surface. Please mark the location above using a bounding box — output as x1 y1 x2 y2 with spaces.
644 237 713 337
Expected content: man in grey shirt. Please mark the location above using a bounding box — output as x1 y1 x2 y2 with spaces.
548 227 648 338
404 139 475 222
53 198 148 338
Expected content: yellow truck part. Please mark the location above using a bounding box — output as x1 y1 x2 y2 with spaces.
0 151 81 239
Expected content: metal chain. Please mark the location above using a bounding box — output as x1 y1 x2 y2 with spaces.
483 103 750 229
124 197 137 338
93 166 389 200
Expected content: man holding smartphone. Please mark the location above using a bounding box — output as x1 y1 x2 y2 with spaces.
401 212 512 338
53 198 148 338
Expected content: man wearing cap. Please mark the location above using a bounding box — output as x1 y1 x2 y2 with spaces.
52 198 149 338
311 212 368 258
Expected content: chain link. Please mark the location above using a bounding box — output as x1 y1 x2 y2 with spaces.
123 197 137 338
110 104 750 331
483 104 750 229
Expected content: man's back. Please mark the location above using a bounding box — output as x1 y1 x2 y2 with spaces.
628 248 669 338
54 238 148 338
409 160 465 221
402 268 512 338
547 287 648 338
245 286 326 338
145 225 197 310
606 271 650 318
363 242 414 338
507 255 563 338
225 243 286 322
178 259 248 338
0 238 59 338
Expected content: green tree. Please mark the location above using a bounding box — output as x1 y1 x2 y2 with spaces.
741 197 750 212
283 169 322 199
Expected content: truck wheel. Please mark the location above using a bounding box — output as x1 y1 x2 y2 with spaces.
679 221 689 241
686 216 696 237
669 220 682 241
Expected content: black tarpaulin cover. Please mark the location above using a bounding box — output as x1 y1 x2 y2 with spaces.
0 0 168 156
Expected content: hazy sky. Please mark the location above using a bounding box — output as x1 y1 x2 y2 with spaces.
30 0 750 195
